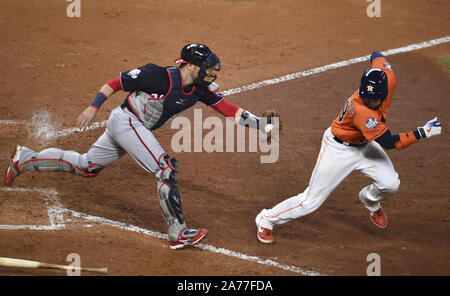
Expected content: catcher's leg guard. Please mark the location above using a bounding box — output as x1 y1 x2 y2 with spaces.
20 147 104 177
155 153 187 242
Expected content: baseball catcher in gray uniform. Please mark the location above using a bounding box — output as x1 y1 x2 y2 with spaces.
5 43 281 249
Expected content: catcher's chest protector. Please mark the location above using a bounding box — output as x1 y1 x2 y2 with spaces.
128 67 201 131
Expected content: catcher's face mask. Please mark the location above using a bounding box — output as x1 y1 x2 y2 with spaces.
195 52 221 87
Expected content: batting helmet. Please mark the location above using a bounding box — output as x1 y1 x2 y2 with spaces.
176 43 221 86
358 68 388 102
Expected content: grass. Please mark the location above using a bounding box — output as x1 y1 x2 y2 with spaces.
442 56 450 71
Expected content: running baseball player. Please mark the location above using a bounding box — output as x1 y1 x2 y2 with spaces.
255 51 442 244
5 43 279 249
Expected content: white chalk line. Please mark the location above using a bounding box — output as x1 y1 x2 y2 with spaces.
65 209 324 276
43 120 107 139
0 187 65 230
0 120 26 125
222 36 450 96
1 36 449 138
0 187 323 276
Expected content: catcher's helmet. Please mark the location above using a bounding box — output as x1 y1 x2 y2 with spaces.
176 43 221 86
358 68 388 102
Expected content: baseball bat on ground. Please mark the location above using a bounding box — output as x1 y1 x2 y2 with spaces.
0 257 108 275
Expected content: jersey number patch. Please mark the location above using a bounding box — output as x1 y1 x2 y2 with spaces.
338 98 354 123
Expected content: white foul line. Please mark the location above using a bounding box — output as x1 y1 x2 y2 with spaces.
222 36 450 96
64 209 325 276
43 121 107 138
1 36 449 138
0 187 324 276
0 120 26 125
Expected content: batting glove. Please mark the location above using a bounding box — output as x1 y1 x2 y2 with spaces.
417 117 442 138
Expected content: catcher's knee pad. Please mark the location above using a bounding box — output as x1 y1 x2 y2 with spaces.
155 153 186 241
21 148 104 178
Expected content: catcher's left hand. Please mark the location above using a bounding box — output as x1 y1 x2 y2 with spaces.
261 110 282 142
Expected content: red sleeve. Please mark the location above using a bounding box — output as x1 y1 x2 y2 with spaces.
106 77 123 92
211 99 240 118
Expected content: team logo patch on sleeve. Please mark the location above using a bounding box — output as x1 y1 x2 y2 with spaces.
383 62 393 71
127 69 141 79
365 117 378 129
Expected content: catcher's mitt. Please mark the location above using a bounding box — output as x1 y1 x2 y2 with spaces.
261 110 282 143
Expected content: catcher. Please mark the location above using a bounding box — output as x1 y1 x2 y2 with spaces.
5 43 281 249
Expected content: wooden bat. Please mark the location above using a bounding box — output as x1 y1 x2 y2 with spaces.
0 257 108 275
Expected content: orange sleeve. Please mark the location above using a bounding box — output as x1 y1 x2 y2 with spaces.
394 132 419 149
372 57 396 115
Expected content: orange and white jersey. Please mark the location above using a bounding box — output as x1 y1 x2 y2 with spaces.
331 56 396 144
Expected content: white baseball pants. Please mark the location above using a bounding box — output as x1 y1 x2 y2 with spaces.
258 127 400 228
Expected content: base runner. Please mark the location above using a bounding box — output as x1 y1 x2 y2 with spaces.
255 51 442 244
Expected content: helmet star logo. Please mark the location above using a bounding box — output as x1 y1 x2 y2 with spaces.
367 85 374 92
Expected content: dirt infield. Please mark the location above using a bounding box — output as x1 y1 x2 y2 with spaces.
0 0 449 276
